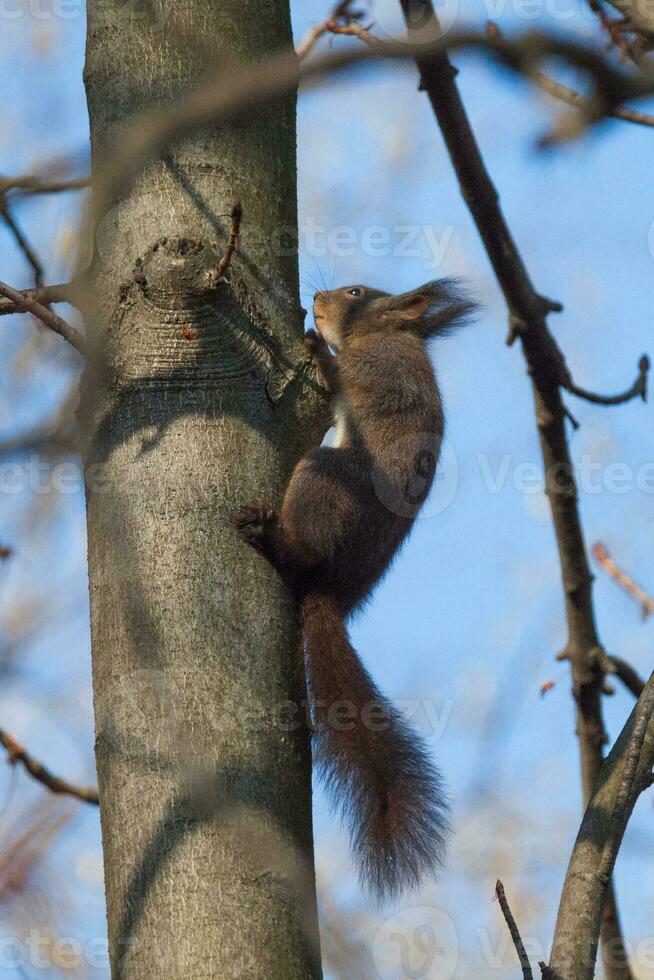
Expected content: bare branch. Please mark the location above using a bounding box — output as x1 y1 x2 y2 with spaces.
326 20 376 49
0 280 86 355
597 676 654 882
593 543 654 618
397 2 643 976
0 174 90 197
588 0 640 63
91 28 654 233
0 282 73 316
604 655 647 698
296 1 376 61
0 727 99 805
548 673 654 978
532 60 654 127
296 21 332 60
0 200 45 287
565 354 649 406
603 0 654 57
488 21 654 129
494 880 534 979
210 201 243 285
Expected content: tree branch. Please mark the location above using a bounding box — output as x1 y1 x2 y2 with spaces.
588 0 641 64
0 282 73 316
0 727 99 805
548 673 654 978
495 880 534 979
593 543 654 618
535 56 654 126
0 199 45 287
597 675 654 882
603 0 654 58
0 280 86 355
297 1 377 61
91 27 654 233
604 655 647 698
0 174 90 196
565 354 649 406
210 201 243 284
397 2 642 977
488 21 654 129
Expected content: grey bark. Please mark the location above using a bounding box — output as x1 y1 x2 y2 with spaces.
548 673 654 979
80 2 326 977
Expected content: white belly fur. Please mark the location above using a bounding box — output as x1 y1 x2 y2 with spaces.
332 395 350 449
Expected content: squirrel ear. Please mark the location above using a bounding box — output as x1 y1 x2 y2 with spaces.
396 292 428 321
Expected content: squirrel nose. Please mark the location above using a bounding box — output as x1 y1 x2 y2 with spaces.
314 291 324 301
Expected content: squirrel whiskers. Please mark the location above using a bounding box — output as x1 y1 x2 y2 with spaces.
234 279 475 901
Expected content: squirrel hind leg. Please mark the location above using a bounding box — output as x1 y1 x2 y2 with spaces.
232 497 287 569
232 497 277 548
232 497 306 585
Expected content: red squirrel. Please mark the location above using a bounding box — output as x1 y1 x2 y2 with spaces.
233 279 474 901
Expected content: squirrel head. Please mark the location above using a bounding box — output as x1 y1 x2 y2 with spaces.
313 279 476 351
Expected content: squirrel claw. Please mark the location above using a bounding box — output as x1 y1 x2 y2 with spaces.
304 329 327 357
232 497 277 544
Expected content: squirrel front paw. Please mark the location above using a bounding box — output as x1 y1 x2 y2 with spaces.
232 497 277 547
304 328 328 359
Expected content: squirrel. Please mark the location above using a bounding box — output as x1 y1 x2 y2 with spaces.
233 279 475 902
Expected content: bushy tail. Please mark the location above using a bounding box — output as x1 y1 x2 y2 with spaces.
301 593 449 902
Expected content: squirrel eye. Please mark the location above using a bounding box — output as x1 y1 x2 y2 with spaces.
347 287 362 297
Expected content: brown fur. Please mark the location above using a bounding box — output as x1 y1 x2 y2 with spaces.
234 279 474 901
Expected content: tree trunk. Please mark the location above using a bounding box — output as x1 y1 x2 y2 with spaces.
81 3 325 976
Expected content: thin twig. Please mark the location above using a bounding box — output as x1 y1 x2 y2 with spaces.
0 200 45 287
90 28 654 234
0 174 90 196
0 727 99 805
532 62 654 128
296 20 332 60
0 282 73 316
593 543 654 618
565 354 649 405
604 655 647 698
0 280 86 355
328 21 376 47
296 1 376 61
211 201 243 284
495 881 534 979
488 21 654 129
588 0 639 63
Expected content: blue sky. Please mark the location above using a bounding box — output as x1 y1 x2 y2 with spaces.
0 0 653 976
